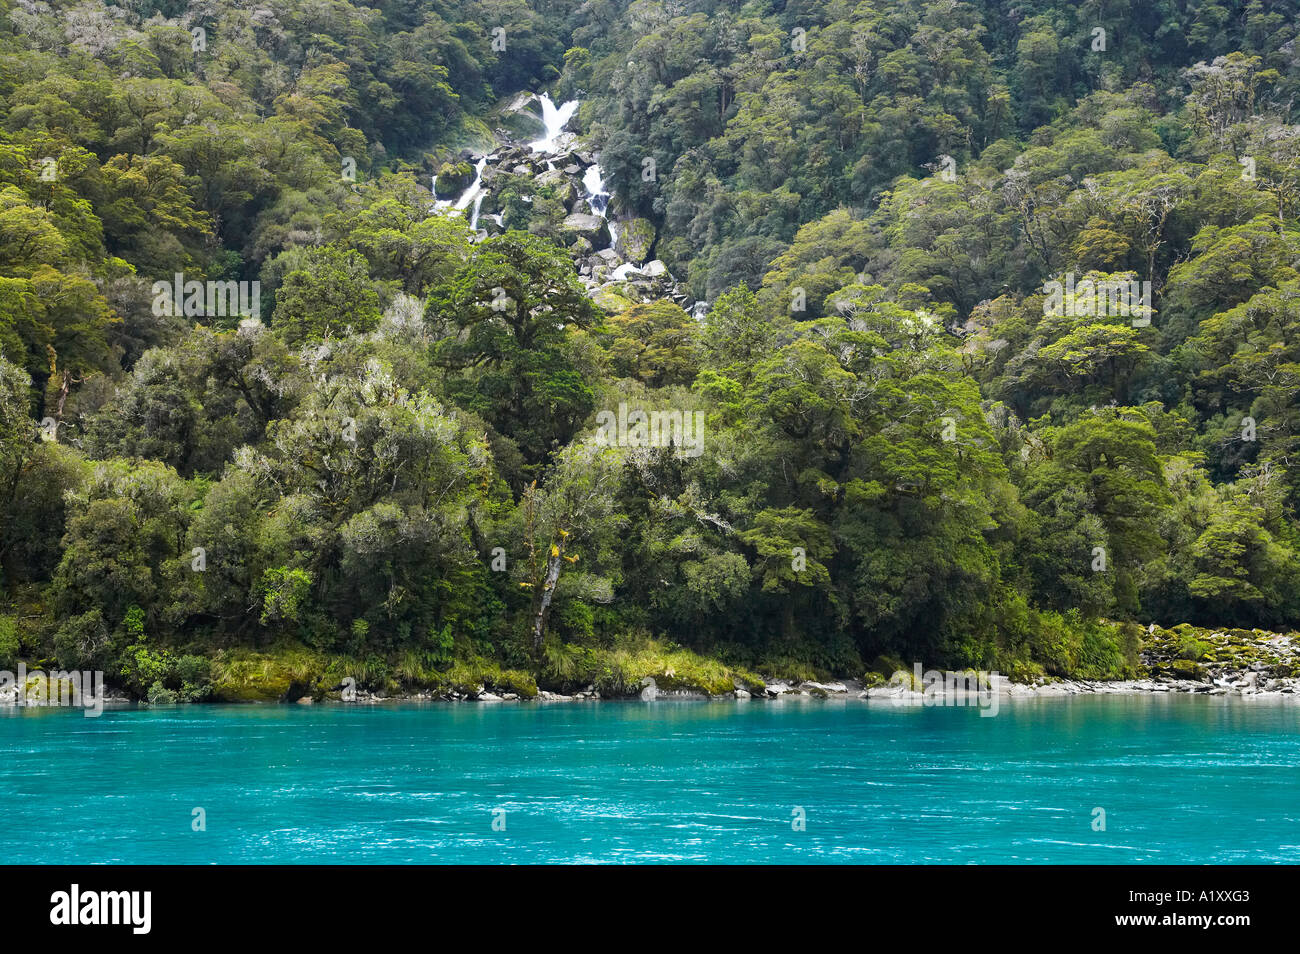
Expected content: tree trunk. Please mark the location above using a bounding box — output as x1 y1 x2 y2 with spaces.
531 544 565 652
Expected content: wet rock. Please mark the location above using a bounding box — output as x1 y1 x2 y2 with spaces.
435 160 475 199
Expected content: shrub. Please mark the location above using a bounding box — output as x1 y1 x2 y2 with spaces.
0 616 18 668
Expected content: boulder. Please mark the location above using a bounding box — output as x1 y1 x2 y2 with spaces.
536 169 578 206
592 287 634 313
560 213 610 248
434 160 474 199
496 92 545 141
614 217 656 264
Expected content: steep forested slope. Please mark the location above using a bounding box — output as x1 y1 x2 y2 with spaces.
1 0 1298 701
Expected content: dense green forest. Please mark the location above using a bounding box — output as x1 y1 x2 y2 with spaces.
1 0 1299 701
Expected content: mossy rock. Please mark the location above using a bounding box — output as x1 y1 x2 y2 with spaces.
869 654 907 679
732 671 767 694
655 668 733 696
495 102 546 141
214 669 292 702
20 674 77 704
491 669 538 700
889 669 923 691
1165 659 1206 681
592 288 633 313
614 217 656 264
868 655 923 689
434 160 474 198
536 169 578 206
211 650 322 702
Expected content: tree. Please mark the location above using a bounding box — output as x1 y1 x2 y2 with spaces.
514 444 626 652
270 245 382 344
1027 409 1170 614
429 231 599 476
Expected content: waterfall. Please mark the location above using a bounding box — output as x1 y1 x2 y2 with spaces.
453 157 487 211
455 156 488 229
435 94 620 248
528 95 618 246
434 156 490 228
581 163 618 246
582 165 609 216
529 94 579 153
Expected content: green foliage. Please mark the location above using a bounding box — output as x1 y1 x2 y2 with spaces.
0 615 19 668
259 568 314 629
270 246 382 344
4 0 1300 698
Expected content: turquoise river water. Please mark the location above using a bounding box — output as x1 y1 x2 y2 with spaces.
1 695 1297 863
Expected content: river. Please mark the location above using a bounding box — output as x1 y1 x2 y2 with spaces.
2 695 1297 863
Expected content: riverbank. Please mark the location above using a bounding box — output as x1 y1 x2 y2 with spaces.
258 621 1300 705
3 623 1297 708
337 673 1300 705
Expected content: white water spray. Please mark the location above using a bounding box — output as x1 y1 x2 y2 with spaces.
529 95 580 153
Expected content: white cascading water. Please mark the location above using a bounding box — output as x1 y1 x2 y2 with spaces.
581 163 618 246
529 95 580 152
435 95 617 246
434 156 489 227
454 156 489 229
582 164 609 216
531 94 616 246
